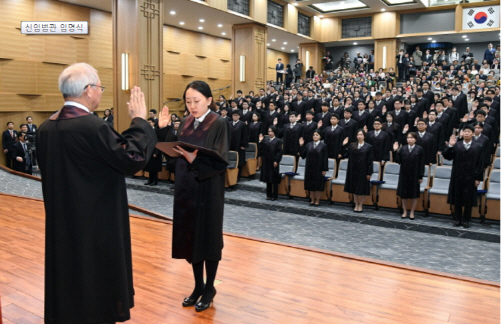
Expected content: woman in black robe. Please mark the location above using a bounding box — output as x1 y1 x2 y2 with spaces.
258 126 283 200
248 112 264 144
143 118 163 186
393 132 425 220
299 130 329 206
157 81 229 312
344 129 373 212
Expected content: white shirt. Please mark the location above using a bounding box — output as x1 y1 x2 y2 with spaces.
64 101 90 113
419 131 425 137
195 109 211 123
375 130 380 137
358 143 364 149
408 145 415 151
331 125 337 131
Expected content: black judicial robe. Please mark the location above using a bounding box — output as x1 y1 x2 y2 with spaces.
248 121 264 143
416 132 437 165
37 106 157 324
443 141 483 207
300 141 329 191
344 143 374 195
323 125 345 159
282 123 304 156
167 112 229 264
366 130 390 162
394 145 425 199
353 110 370 130
302 121 318 145
259 137 283 183
230 120 249 168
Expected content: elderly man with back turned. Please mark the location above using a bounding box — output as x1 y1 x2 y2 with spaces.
37 63 158 324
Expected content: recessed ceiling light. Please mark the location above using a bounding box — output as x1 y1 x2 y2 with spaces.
290 49 294 52
170 10 176 15
221 32 226 36
283 42 287 45
217 24 223 27
281 47 285 50
381 8 386 11
198 26 203 30
427 37 432 40
272 39 276 42
293 2 298 5
462 35 467 38
199 19 205 23
267 43 270 46
179 21 185 25
353 42 358 45
465 39 469 41
432 40 436 43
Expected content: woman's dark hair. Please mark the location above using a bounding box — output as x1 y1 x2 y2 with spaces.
219 95 226 101
287 64 291 68
183 80 217 111
251 112 260 121
268 126 277 134
312 129 322 140
350 129 366 150
407 132 418 140
104 109 111 116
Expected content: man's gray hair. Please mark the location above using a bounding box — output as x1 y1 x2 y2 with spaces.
58 63 99 98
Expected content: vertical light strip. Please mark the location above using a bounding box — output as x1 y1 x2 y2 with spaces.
382 46 387 69
240 55 246 82
121 53 129 90
306 51 310 69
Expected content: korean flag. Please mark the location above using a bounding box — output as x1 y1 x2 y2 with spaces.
462 5 500 30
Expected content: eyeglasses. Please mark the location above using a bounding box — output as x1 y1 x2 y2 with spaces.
85 84 105 92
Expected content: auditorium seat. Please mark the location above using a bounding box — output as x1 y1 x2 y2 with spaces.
376 162 400 209
415 165 434 212
367 161 381 207
225 151 239 188
439 154 453 166
241 143 258 177
158 160 171 181
330 159 351 203
472 169 489 219
493 157 500 170
289 158 307 198
426 166 452 215
278 155 297 196
323 158 337 200
484 169 500 220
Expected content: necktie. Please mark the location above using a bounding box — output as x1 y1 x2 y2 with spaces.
465 143 470 150
314 142 318 149
375 131 379 137
358 144 363 149
420 133 424 138
23 144 30 167
409 146 413 153
396 111 400 116
290 124 293 129
194 120 200 129
10 130 13 138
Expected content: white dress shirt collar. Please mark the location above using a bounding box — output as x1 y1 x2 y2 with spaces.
196 109 211 123
64 101 90 113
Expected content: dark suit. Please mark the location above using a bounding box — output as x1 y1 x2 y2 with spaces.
306 69 315 79
27 124 37 133
12 141 33 174
2 129 18 169
276 63 284 82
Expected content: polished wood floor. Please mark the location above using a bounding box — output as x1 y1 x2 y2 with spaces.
0 193 499 324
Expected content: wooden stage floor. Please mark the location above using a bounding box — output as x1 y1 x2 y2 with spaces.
0 193 499 324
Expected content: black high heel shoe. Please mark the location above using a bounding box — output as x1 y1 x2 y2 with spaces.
195 289 217 312
182 289 204 307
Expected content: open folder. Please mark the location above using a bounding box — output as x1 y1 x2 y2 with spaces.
156 141 228 165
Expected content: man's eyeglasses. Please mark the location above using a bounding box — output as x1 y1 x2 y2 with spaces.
85 84 105 92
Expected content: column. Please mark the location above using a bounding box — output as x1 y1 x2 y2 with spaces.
298 43 325 74
112 0 163 133
374 39 399 73
232 23 267 95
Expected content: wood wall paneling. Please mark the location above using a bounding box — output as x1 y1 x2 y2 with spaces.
285 4 298 34
320 17 341 42
0 0 34 28
252 0 268 25
374 39 398 72
373 12 398 39
89 10 113 69
0 60 37 94
36 62 65 94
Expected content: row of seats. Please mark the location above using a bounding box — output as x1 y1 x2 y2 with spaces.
276 154 500 220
